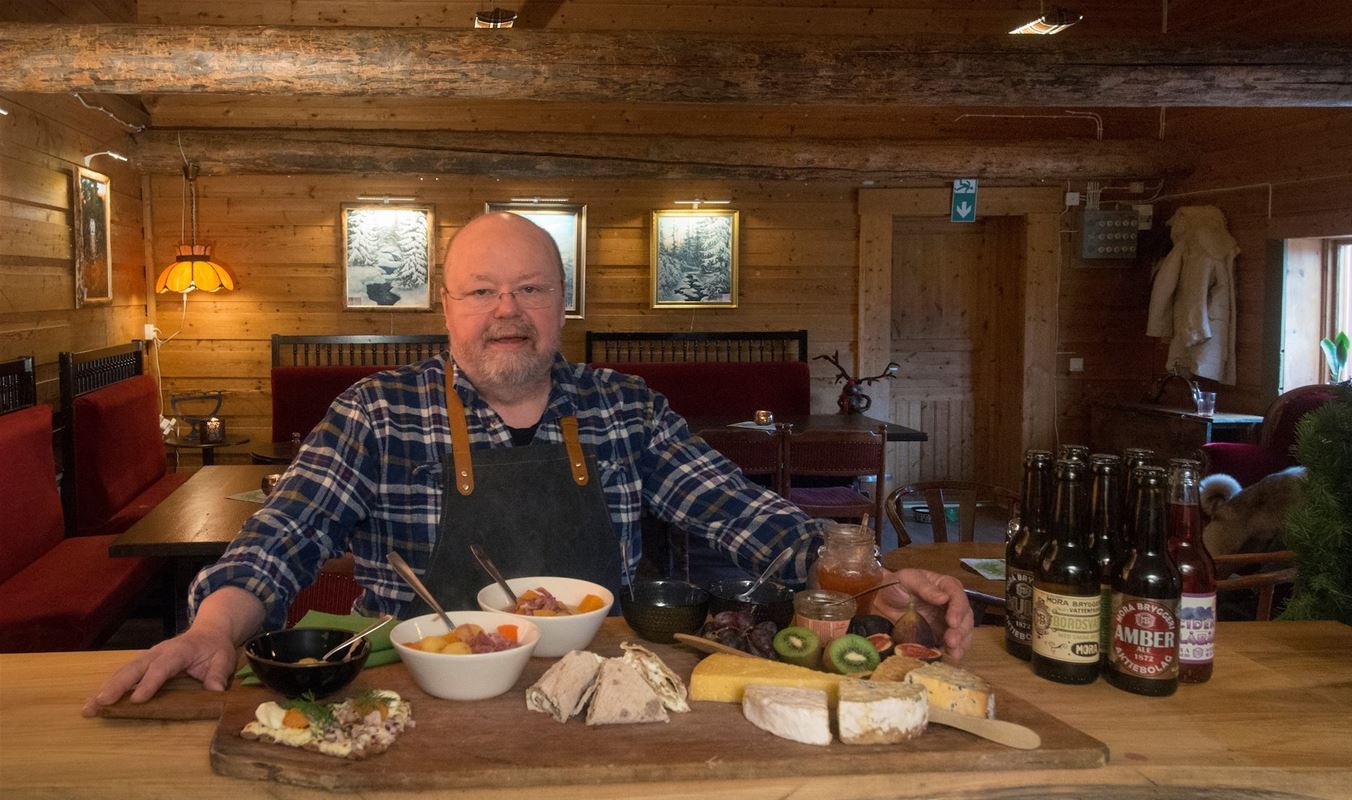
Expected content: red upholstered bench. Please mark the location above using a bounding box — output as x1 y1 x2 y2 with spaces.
590 361 811 419
0 403 162 652
271 366 390 442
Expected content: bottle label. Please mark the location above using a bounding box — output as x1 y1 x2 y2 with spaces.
1005 567 1036 645
1032 587 1100 663
1179 592 1216 663
1109 593 1179 679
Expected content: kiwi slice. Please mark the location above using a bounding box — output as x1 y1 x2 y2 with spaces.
772 626 821 669
826 633 881 674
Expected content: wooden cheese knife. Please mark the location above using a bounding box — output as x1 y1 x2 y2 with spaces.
672 633 1040 749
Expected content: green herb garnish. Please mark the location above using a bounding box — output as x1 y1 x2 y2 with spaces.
281 691 336 730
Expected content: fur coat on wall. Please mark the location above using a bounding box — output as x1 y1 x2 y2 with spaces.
1146 205 1239 385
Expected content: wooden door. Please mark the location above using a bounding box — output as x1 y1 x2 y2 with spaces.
889 217 1024 485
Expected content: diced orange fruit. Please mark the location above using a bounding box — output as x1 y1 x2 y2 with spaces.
282 708 309 729
497 624 518 643
517 589 540 602
417 634 450 653
452 623 483 643
575 594 606 613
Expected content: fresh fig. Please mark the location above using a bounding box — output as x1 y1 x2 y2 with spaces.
895 642 943 662
866 632 896 659
847 614 893 638
890 602 938 649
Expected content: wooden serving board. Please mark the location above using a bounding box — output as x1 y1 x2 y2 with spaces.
98 676 227 721
211 626 1107 791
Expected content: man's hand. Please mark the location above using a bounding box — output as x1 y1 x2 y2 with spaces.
870 568 975 661
81 586 265 717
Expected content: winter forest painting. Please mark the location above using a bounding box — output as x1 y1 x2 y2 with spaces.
342 205 434 309
651 209 739 308
488 203 586 318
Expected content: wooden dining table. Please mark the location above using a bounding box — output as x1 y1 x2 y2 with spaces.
687 413 927 442
2 619 1349 799
883 541 1005 595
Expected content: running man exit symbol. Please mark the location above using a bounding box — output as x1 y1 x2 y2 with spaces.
951 178 978 223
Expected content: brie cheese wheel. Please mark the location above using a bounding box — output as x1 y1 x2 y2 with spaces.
904 662 996 719
741 684 832 746
837 679 928 745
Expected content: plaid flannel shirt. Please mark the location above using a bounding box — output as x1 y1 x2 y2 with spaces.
190 353 821 629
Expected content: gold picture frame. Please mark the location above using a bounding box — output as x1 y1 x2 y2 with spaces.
72 167 113 307
341 204 436 310
485 202 586 319
651 209 739 309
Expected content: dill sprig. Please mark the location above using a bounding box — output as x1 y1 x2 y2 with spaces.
281 691 336 730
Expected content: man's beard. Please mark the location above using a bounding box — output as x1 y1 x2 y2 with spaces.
463 322 555 400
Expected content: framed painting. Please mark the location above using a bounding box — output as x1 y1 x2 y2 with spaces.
486 202 586 318
650 209 739 309
72 167 112 307
341 204 435 310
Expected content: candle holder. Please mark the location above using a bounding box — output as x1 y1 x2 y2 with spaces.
197 416 226 444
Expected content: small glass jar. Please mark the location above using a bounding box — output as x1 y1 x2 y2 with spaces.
809 522 885 616
793 589 855 648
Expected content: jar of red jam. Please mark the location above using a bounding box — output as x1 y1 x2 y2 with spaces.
809 522 886 616
793 589 855 648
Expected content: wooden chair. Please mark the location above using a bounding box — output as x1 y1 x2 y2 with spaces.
783 424 887 546
885 480 1020 546
1215 550 1298 621
285 553 364 627
696 425 786 495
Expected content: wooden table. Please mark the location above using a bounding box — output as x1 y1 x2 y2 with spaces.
1091 402 1263 463
688 413 927 443
249 440 301 465
884 541 1004 596
166 434 251 467
3 620 1349 799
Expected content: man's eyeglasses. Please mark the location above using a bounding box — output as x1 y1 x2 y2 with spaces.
444 284 558 312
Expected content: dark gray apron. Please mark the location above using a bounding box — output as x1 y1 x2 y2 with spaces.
404 366 622 614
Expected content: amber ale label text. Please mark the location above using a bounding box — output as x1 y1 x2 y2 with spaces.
1110 594 1179 679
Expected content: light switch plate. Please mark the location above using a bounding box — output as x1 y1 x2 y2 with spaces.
1069 357 1085 373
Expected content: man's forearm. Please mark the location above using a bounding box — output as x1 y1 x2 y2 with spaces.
192 585 268 645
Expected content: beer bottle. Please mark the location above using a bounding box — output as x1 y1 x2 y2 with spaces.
1121 448 1156 521
1107 466 1181 696
1032 459 1100 684
1058 444 1090 464
1168 459 1216 683
1005 449 1054 660
1088 454 1123 668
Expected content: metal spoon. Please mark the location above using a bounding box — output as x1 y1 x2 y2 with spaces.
320 614 393 662
469 543 518 606
387 551 455 631
737 547 796 601
825 579 903 605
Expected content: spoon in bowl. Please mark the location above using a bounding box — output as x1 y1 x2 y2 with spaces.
469 543 518 607
387 551 455 631
321 614 394 662
736 547 796 601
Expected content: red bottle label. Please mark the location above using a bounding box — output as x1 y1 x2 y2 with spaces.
1110 594 1179 679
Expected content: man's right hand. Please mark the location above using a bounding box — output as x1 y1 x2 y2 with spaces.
81 586 265 717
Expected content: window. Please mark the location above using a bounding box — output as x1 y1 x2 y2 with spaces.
1279 236 1352 392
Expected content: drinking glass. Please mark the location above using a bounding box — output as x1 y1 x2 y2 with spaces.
1195 391 1216 416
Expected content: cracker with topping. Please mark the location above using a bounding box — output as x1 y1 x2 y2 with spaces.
240 689 414 760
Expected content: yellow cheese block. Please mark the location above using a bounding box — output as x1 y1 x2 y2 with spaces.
689 654 846 704
904 662 996 719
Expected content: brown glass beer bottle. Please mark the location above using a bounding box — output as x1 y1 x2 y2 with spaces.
1005 449 1054 660
1107 466 1181 696
1088 454 1123 668
1168 459 1216 683
1058 444 1090 464
1032 458 1100 684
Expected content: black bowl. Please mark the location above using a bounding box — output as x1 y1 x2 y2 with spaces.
619 580 710 644
706 579 795 627
244 627 371 699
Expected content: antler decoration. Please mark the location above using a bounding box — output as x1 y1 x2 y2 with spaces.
813 351 901 415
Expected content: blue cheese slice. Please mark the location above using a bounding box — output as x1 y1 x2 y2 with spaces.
837 679 928 745
741 684 832 746
903 662 996 719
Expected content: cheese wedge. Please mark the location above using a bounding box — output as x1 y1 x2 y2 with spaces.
689 654 845 703
742 685 832 746
903 662 995 719
837 679 928 745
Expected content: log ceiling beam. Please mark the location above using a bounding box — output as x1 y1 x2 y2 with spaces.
2 24 1351 107
131 130 1189 182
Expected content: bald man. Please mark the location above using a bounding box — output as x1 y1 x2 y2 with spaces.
84 213 971 714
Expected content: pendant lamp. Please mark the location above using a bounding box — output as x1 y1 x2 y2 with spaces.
155 162 236 294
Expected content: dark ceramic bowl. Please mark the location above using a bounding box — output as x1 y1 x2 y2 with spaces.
619 580 710 644
706 579 795 627
243 627 370 699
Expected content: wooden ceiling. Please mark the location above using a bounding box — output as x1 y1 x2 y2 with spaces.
3 0 1350 181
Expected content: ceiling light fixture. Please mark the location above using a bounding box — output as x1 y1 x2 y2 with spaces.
509 197 571 204
673 198 732 210
155 162 236 294
82 150 129 167
0 107 10 116
474 7 517 28
1010 5 1082 34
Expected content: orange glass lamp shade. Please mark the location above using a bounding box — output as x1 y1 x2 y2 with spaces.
156 244 236 294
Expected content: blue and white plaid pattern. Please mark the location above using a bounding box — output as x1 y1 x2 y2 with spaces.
190 353 821 629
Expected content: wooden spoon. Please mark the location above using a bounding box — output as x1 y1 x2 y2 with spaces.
672 634 1040 750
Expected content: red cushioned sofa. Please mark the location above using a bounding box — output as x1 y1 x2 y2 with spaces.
1202 384 1338 487
0 356 162 652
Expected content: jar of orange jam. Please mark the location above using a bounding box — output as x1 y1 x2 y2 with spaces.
809 522 886 616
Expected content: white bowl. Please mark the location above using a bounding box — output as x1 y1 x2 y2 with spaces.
390 611 539 701
476 576 613 658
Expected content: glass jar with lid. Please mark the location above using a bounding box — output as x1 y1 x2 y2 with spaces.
808 522 886 616
793 589 855 648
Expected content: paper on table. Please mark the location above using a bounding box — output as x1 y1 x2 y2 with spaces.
236 611 401 684
227 489 268 505
727 421 776 431
960 558 1006 581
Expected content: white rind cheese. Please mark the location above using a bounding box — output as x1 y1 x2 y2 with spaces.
837 679 928 745
741 684 832 746
904 662 996 719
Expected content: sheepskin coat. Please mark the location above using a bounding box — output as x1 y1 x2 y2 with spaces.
1147 205 1239 385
